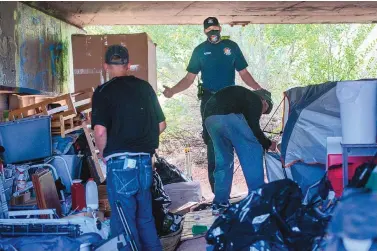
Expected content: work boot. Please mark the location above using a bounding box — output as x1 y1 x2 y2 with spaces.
212 202 230 216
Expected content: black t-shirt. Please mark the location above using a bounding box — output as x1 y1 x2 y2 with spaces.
91 76 165 157
203 86 272 150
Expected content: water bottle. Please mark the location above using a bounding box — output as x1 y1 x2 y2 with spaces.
85 178 99 210
16 167 27 192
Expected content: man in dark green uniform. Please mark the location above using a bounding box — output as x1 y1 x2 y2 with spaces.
163 17 267 193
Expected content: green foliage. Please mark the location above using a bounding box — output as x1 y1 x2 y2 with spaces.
85 24 377 151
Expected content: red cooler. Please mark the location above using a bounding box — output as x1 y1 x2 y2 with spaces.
327 154 374 197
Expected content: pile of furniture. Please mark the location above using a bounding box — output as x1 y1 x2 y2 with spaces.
7 88 105 184
9 88 93 138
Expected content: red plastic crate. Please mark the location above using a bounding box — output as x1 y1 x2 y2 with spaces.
327 154 373 197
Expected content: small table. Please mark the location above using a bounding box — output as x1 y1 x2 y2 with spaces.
341 143 377 187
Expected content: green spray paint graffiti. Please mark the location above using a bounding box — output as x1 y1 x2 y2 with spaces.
49 43 63 77
12 3 82 93
49 42 70 92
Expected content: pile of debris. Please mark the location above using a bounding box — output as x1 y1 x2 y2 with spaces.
0 90 204 251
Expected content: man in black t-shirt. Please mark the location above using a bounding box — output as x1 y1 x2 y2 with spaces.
204 86 277 215
92 45 165 250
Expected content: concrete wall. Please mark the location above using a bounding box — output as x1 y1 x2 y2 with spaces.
0 2 83 94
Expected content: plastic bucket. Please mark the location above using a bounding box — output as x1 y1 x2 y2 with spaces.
336 80 377 144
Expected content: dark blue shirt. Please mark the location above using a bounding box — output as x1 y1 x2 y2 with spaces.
186 39 248 92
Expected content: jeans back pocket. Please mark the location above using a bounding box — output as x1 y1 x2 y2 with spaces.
111 161 139 197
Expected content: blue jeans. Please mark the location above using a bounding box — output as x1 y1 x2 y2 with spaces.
205 114 264 204
106 154 162 251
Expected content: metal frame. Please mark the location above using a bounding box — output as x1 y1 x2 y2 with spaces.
341 143 377 187
8 209 56 219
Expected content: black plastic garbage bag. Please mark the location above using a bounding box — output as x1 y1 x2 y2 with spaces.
154 154 190 185
284 204 331 250
348 162 376 188
206 179 302 251
151 170 172 235
303 173 333 205
152 170 172 208
206 179 334 251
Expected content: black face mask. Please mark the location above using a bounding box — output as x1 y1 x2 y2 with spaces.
207 30 221 44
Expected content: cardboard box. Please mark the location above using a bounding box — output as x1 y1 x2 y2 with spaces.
164 181 202 212
98 185 107 200
72 33 157 92
11 191 31 206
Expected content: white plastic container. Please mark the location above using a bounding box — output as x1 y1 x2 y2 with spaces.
336 80 377 144
85 178 99 210
79 243 92 251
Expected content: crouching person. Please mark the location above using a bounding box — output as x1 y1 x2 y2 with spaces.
92 45 166 250
204 86 277 215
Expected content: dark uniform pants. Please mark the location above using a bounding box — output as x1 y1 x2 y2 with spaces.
200 91 216 193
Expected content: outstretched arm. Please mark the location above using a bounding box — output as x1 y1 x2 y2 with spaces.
162 72 197 98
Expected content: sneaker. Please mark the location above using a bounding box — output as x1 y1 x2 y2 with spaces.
212 202 230 216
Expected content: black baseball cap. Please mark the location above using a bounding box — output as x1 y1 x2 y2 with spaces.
254 89 274 114
203 17 220 30
105 45 129 65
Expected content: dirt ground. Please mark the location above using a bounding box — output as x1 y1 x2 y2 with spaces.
162 152 249 200
159 111 281 201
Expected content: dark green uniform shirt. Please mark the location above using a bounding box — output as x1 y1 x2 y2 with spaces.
204 86 272 150
186 39 248 92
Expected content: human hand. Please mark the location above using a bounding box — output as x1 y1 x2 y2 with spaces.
163 85 174 98
98 153 107 165
269 141 277 152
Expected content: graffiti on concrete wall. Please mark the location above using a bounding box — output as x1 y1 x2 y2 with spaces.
15 4 80 93
0 2 82 93
0 2 17 88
